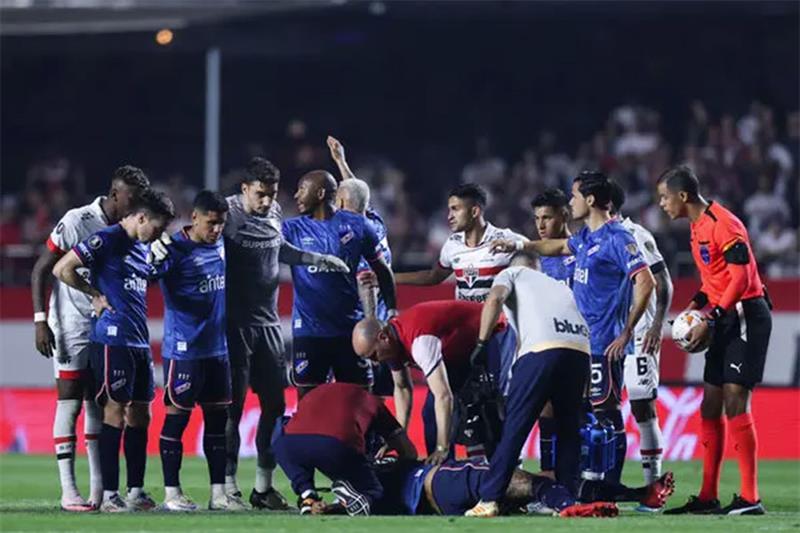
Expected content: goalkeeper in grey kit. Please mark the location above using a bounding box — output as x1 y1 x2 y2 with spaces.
220 158 349 509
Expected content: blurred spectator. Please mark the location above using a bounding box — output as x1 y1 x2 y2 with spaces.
461 136 506 188
743 175 791 237
756 215 799 278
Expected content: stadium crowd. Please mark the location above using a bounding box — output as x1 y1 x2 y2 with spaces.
2 100 798 282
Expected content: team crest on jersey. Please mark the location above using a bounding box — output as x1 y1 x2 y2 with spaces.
88 235 103 249
699 244 711 264
625 243 639 255
340 230 354 245
81 212 95 221
463 266 479 287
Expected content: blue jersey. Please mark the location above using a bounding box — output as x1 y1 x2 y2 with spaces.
358 208 393 320
540 255 576 288
282 210 383 337
567 220 647 355
374 461 433 515
157 229 228 361
73 224 151 348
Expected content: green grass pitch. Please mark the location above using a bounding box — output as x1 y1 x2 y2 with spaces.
0 455 798 531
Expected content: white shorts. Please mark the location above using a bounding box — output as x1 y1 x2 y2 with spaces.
623 337 660 401
50 321 91 380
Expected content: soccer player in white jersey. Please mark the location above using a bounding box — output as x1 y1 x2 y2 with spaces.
30 165 150 511
395 183 526 302
465 254 591 517
609 181 673 490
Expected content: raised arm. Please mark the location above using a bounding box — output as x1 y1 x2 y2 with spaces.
327 135 358 181
490 238 571 257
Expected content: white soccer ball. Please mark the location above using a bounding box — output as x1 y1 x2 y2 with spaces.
671 310 710 353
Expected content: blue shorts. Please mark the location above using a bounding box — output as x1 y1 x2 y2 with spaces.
90 343 154 405
589 354 625 406
163 356 232 410
291 336 373 388
430 459 488 515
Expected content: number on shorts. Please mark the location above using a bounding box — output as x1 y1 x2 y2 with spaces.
591 362 603 385
636 356 648 376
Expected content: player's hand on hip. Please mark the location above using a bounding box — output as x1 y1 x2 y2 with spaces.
34 321 56 358
327 135 345 162
685 319 711 352
604 329 632 360
357 270 378 288
316 254 350 273
642 323 663 354
146 232 172 265
91 294 114 317
425 447 450 465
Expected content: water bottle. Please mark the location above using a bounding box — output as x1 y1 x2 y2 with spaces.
580 413 617 480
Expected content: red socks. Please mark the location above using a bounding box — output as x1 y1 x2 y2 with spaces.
728 413 759 503
699 417 726 502
698 414 760 504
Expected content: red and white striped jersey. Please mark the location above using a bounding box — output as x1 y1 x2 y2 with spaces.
438 222 526 302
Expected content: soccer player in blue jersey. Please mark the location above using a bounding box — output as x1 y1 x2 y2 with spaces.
530 188 576 485
52 189 175 512
327 135 396 397
492 171 655 484
283 170 397 397
532 189 575 286
147 191 246 512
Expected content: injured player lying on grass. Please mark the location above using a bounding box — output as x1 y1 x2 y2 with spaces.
305 458 675 517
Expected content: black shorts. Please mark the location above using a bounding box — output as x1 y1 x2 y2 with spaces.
163 356 232 410
90 343 154 405
704 297 771 389
227 324 286 394
589 354 625 406
290 336 373 388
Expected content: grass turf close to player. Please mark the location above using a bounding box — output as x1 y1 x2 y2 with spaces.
0 456 797 530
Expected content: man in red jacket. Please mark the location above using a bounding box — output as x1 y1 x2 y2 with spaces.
657 166 770 516
352 300 515 464
273 382 416 516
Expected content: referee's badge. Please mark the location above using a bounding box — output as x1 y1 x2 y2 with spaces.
699 244 711 264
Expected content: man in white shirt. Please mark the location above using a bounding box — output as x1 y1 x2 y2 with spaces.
465 255 591 518
30 166 150 511
395 183 526 302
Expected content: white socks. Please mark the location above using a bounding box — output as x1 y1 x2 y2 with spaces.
83 400 103 504
637 417 664 484
225 475 240 496
211 484 226 500
165 486 182 500
255 467 273 493
54 399 81 499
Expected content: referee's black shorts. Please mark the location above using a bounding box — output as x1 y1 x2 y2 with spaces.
704 297 771 389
